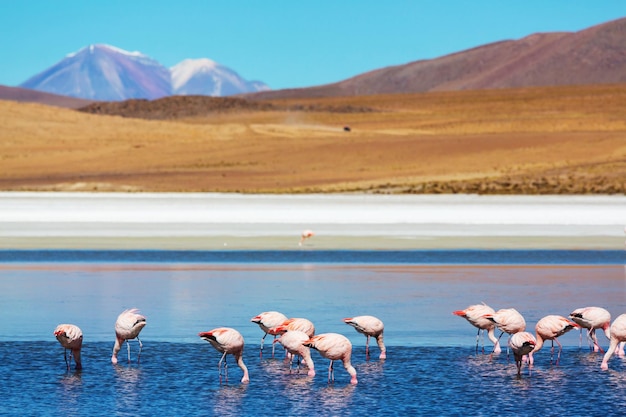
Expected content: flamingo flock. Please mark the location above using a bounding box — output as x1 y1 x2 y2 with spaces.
454 303 626 375
54 308 386 385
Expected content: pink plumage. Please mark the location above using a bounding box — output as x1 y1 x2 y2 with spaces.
569 306 611 352
453 303 501 354
274 329 315 376
485 308 526 334
112 308 146 365
199 327 249 383
343 315 387 359
509 331 536 376
601 313 626 370
251 311 288 357
280 318 316 338
304 333 357 385
532 315 579 364
299 230 314 246
54 324 83 370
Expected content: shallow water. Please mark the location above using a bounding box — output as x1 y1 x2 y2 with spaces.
5 343 626 417
2 250 626 415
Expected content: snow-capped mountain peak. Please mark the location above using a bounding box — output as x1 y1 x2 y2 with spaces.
170 58 269 96
19 45 270 101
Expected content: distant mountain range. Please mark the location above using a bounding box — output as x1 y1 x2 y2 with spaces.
18 44 270 101
251 17 626 99
3 17 626 106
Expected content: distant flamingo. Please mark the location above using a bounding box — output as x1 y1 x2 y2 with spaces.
509 331 537 376
299 230 314 246
484 308 526 353
199 327 250 383
111 308 146 365
273 326 315 376
531 315 579 365
304 333 357 384
54 324 83 370
453 303 501 354
280 317 316 338
250 311 288 357
569 306 611 352
601 314 626 370
343 315 387 359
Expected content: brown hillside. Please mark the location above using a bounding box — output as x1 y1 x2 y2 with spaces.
0 84 625 194
251 17 626 99
0 85 93 109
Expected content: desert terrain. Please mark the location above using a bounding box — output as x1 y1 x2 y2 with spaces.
1 84 625 194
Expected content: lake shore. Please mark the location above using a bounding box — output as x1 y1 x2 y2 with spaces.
1 192 624 250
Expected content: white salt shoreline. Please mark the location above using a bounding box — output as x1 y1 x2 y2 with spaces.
0 192 624 250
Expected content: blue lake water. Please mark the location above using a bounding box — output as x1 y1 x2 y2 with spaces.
2 249 626 416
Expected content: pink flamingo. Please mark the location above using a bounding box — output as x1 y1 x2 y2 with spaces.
304 333 357 385
111 308 146 365
281 317 315 338
54 324 83 370
601 314 626 370
509 331 537 376
251 311 288 357
299 230 314 246
569 306 611 352
272 326 315 376
453 303 501 354
484 308 526 354
531 315 579 365
199 327 250 383
343 315 386 359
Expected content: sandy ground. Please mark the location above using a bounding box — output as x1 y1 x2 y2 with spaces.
1 193 624 250
1 85 625 194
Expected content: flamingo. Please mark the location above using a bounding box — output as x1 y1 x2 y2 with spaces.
569 306 611 352
299 230 314 246
273 326 315 376
509 331 537 376
111 308 146 365
343 315 387 359
304 333 357 384
601 314 626 370
531 315 579 365
54 324 83 370
453 303 501 354
199 327 250 383
484 308 526 353
250 311 288 357
280 317 315 338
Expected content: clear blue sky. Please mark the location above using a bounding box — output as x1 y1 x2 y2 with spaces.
1 1 625 90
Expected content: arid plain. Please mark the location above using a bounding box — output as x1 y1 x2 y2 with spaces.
1 84 625 194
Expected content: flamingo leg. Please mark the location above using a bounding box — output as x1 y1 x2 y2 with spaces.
126 339 131 363
589 329 604 353
365 335 371 360
555 339 563 365
137 337 143 363
495 331 511 358
259 333 267 358
64 348 70 370
218 351 228 384
327 360 335 383
271 335 277 358
475 328 480 353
